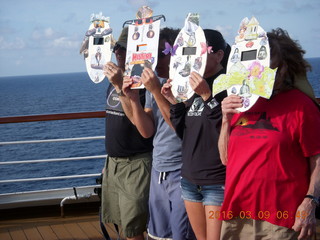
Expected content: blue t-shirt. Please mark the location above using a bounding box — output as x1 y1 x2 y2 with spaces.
145 78 182 172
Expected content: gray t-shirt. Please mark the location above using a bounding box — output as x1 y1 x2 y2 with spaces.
145 78 182 172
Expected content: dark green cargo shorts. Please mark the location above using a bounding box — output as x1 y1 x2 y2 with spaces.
101 152 152 238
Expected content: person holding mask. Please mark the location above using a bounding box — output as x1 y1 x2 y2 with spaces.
101 27 153 240
122 27 195 240
218 28 320 240
161 29 231 240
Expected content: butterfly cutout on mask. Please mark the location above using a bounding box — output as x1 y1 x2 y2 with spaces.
162 42 179 56
200 42 213 56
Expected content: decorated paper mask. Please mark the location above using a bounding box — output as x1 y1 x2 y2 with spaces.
80 12 113 83
169 13 207 102
212 16 277 111
123 6 165 89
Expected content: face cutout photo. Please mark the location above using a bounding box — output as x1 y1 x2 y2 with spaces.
212 16 277 111
123 6 164 89
169 13 208 102
80 12 113 84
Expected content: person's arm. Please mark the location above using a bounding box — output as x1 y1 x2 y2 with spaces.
160 78 188 138
122 76 155 138
142 68 174 129
103 62 134 121
218 95 242 165
189 71 211 102
292 153 320 239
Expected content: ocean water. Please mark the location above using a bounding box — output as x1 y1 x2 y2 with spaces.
0 58 319 194
0 72 108 194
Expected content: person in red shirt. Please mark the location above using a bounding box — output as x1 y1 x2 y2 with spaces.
218 28 320 240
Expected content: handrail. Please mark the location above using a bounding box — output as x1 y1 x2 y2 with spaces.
0 111 105 124
0 136 105 145
0 154 107 165
0 173 101 184
0 111 106 202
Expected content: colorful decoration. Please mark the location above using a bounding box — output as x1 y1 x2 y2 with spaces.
80 12 113 83
212 16 277 111
122 6 165 89
169 13 207 102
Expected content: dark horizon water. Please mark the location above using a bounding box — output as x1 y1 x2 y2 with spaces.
0 58 319 194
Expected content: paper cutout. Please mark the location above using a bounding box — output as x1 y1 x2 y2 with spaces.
212 16 277 111
122 6 165 89
169 13 207 102
163 42 178 56
80 12 113 83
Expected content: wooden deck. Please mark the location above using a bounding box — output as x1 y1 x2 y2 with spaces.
0 203 319 240
0 202 125 240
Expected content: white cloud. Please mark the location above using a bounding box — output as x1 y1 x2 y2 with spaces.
51 37 79 49
44 28 55 38
0 36 26 50
32 27 56 40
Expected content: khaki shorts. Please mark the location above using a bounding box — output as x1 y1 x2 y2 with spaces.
221 218 299 240
101 152 152 238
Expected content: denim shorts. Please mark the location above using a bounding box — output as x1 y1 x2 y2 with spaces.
180 177 225 206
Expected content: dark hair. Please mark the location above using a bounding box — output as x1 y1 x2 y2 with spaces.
158 27 180 58
267 28 311 92
203 29 231 69
159 27 180 45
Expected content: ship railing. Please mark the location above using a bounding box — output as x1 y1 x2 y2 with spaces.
0 111 106 212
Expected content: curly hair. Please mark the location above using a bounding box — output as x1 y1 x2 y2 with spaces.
267 28 311 93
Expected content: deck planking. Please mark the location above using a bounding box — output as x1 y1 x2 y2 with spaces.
0 211 125 240
0 208 319 240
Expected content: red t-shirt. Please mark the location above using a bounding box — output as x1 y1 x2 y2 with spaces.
220 89 320 228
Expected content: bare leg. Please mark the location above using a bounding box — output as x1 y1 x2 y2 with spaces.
184 200 206 240
205 205 222 240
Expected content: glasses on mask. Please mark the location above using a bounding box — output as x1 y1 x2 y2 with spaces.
113 43 126 53
134 17 153 25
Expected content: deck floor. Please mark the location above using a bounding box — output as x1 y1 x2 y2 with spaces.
0 213 125 240
1 207 319 240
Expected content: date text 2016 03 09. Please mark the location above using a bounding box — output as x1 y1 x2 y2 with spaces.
208 210 309 220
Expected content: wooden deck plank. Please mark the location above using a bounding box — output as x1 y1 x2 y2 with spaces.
8 227 27 240
90 218 125 239
50 224 75 240
63 222 90 240
23 225 43 240
77 221 104 240
0 229 12 240
37 226 59 240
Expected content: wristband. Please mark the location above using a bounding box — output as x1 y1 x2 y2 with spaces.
116 89 124 97
305 195 320 206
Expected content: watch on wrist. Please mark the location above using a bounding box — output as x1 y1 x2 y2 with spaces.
305 195 320 206
116 89 124 96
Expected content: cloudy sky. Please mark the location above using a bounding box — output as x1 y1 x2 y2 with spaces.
0 0 319 77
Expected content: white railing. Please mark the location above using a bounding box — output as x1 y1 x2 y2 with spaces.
0 111 106 210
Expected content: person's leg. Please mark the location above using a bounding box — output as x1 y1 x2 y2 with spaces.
147 168 172 239
168 169 194 240
101 156 121 225
205 205 222 240
180 177 206 240
202 184 225 240
255 219 300 240
221 219 252 240
184 200 206 240
116 153 152 239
